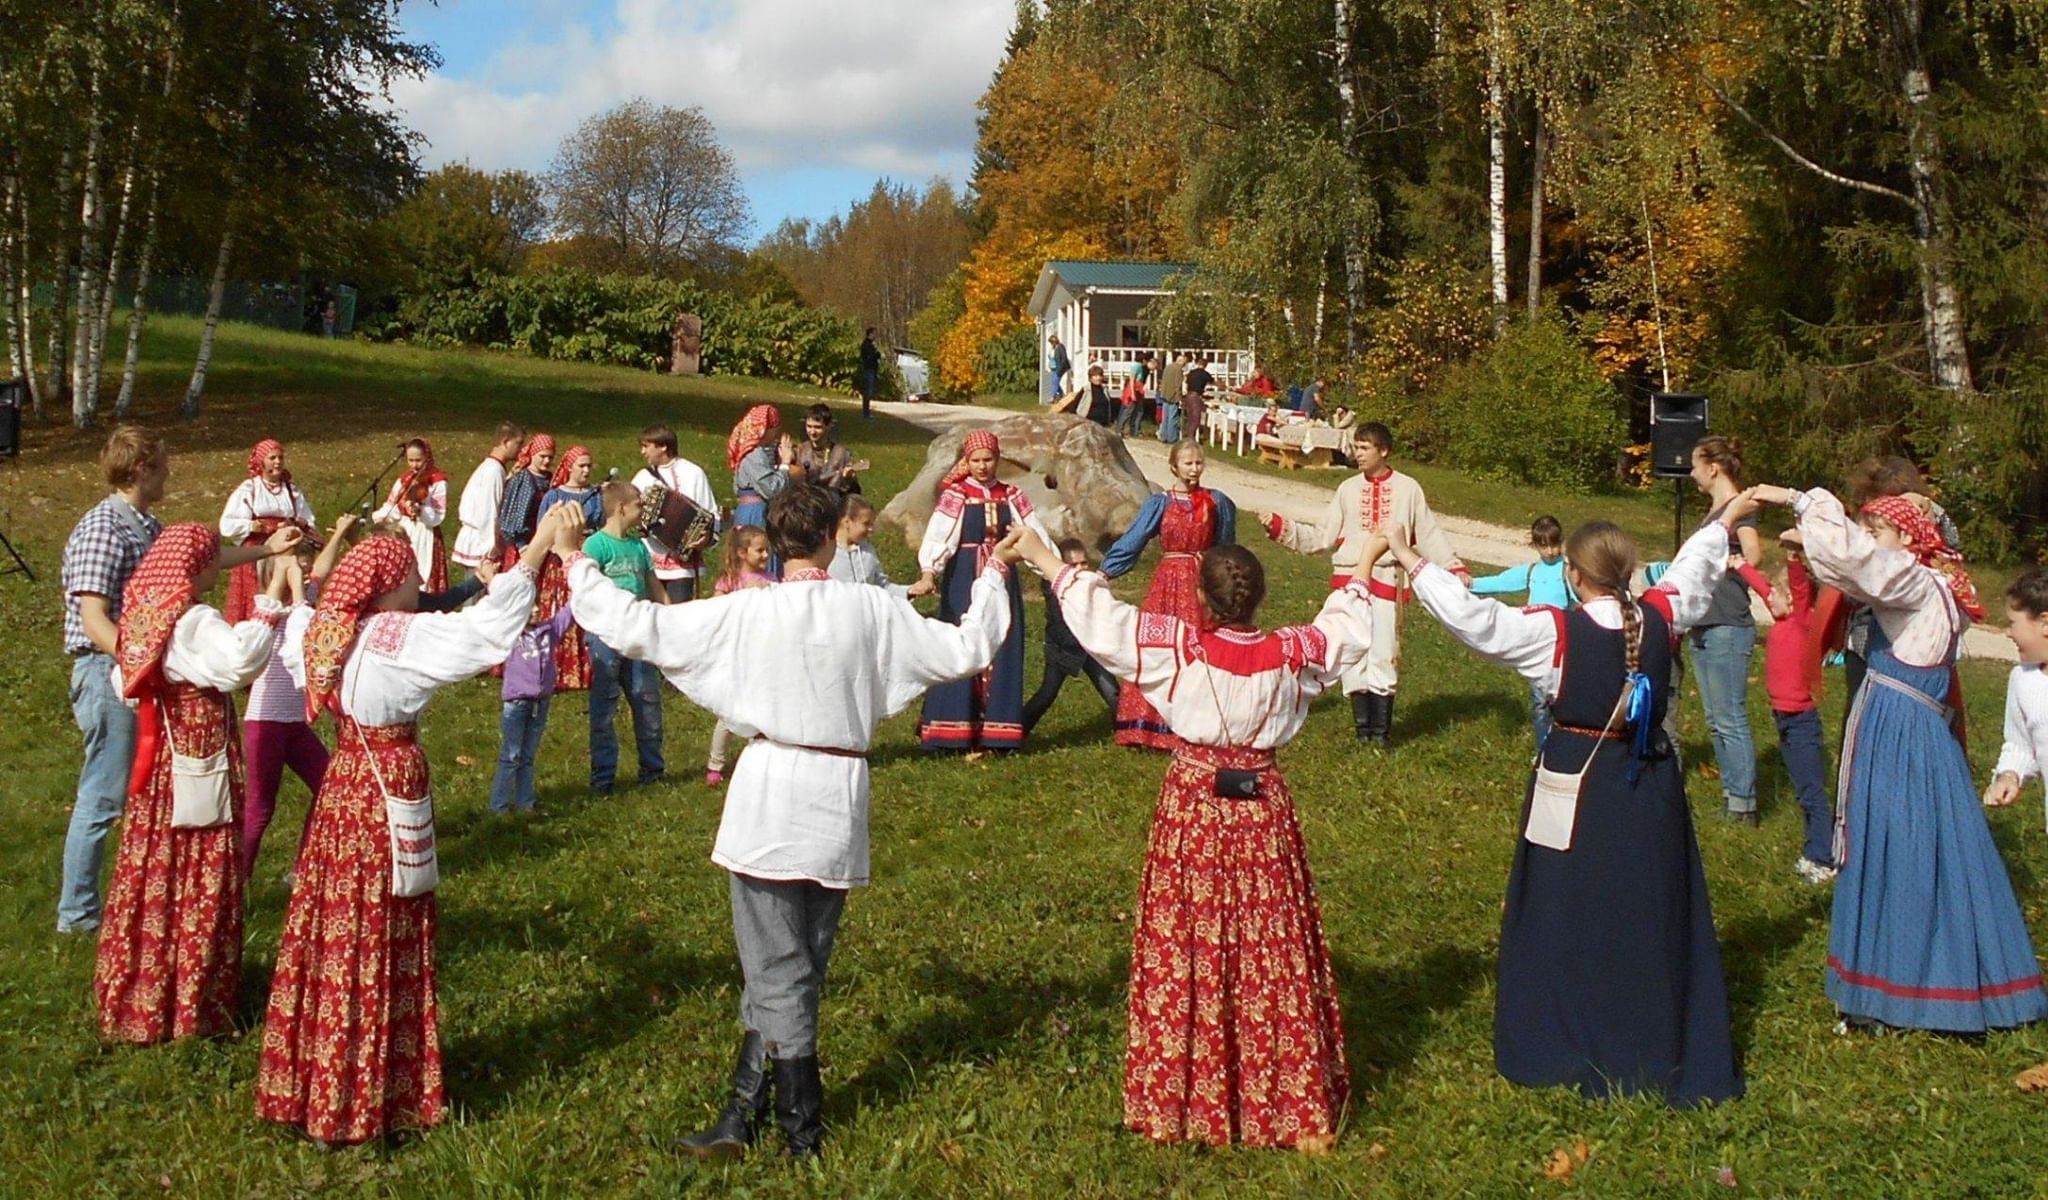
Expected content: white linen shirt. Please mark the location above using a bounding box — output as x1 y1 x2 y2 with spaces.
374 476 449 583
1792 487 1966 668
827 538 909 601
1994 664 2048 831
1408 520 1730 698
452 457 508 568
567 557 1012 887
219 478 315 543
632 457 720 581
112 598 282 697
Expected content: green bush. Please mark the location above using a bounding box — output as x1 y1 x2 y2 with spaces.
1431 318 1626 492
976 325 1039 395
383 268 860 388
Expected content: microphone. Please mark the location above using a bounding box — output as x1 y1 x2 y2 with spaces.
606 467 621 482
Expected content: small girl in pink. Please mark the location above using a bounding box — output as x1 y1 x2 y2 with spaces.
239 515 356 879
705 526 777 787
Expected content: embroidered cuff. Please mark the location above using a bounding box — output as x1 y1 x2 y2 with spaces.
1791 488 1815 518
1052 562 1088 599
253 595 288 625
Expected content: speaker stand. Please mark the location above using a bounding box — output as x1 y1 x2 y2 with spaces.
1672 478 1686 556
0 456 33 582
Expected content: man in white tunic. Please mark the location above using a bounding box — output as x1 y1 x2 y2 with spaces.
631 421 721 601
564 483 1016 1159
1264 421 1469 745
452 421 524 576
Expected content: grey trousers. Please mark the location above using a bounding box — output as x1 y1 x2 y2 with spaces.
730 871 847 1058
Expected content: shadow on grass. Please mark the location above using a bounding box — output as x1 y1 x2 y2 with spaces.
1398 688 1529 743
1336 944 1492 1105
1717 893 1832 1058
440 911 726 1120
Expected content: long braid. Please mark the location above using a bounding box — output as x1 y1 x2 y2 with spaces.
1618 588 1642 677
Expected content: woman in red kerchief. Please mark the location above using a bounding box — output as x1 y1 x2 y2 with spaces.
914 431 1054 752
219 438 318 622
373 438 450 591
95 524 285 1044
495 432 558 570
728 405 794 574
256 509 566 1146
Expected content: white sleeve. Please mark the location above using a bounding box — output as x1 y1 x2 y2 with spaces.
1270 484 1345 556
458 466 501 535
1306 581 1377 684
163 600 282 691
918 500 963 575
1020 506 1055 548
219 480 256 541
1648 520 1737 633
397 565 539 686
1052 567 1152 681
880 565 1013 712
683 462 720 517
280 603 315 688
421 480 447 529
1995 671 2040 784
1412 561 1561 688
1792 488 1950 616
567 555 742 704
293 486 316 529
373 479 404 523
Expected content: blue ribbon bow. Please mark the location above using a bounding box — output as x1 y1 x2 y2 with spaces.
1624 669 1655 781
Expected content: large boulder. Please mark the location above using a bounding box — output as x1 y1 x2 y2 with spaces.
877 413 1155 554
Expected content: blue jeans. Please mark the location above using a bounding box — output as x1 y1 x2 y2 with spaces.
491 697 551 813
589 635 665 791
1114 400 1145 437
59 653 138 931
1690 623 1759 812
1529 681 1554 752
1774 707 1834 864
1158 404 1182 442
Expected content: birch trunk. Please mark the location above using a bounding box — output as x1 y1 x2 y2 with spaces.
44 149 75 409
1485 2 1509 335
1333 0 1366 355
86 131 141 419
71 69 107 428
1897 3 1972 392
115 170 162 419
8 162 38 416
1525 105 1547 322
183 226 234 419
3 172 20 383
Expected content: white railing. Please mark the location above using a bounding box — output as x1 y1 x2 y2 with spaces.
1076 347 1256 391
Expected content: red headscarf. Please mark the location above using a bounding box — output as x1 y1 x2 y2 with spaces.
1861 495 1984 621
513 433 557 474
249 438 290 484
303 536 417 721
116 524 224 701
551 445 593 488
397 439 447 511
942 430 1000 488
727 405 779 472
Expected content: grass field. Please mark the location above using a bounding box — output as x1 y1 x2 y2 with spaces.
3 318 2046 1197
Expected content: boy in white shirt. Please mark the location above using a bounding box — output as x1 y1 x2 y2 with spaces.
453 421 525 576
1984 568 2048 830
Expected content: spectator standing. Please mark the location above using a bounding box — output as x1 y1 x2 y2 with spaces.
857 329 882 421
1047 334 1072 403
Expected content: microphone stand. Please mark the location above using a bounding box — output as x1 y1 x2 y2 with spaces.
350 447 410 520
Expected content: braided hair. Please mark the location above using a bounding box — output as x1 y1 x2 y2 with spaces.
1564 521 1644 674
1200 544 1267 626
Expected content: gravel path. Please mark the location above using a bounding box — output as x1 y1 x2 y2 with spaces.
873 400 2016 664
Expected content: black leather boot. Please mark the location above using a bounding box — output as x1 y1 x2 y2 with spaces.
1363 692 1392 748
1349 692 1373 743
772 1055 825 1158
677 1030 771 1160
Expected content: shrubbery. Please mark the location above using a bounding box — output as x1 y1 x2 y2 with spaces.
380 269 860 388
1383 317 1627 493
975 325 1039 395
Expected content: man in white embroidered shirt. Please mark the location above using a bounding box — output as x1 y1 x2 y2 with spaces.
563 483 1017 1160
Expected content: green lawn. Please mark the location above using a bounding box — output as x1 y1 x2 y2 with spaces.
3 318 2046 1196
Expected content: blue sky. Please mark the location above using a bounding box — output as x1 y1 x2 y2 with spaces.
388 0 1013 240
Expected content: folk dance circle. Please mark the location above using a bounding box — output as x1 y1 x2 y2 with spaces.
52 416 2048 1155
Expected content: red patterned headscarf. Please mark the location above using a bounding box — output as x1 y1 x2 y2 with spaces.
513 433 557 474
727 405 780 471
249 438 290 484
303 536 417 720
942 430 1001 488
1861 495 1984 621
116 524 223 701
551 445 593 488
397 439 447 511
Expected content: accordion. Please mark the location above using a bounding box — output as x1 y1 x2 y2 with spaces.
636 483 716 557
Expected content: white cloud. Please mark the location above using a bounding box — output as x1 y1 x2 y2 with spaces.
387 0 1011 199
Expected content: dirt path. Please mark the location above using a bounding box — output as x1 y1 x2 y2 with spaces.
873 400 2017 664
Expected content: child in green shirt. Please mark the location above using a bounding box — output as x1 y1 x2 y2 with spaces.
582 482 667 793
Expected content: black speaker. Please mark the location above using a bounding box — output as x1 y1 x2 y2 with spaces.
1648 392 1707 479
0 378 21 459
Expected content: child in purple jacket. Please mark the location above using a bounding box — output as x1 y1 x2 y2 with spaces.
492 599 575 814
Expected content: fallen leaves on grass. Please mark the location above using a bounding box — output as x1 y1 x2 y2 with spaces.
2016 1061 2048 1092
1365 1141 1390 1163
1542 1141 1592 1182
1715 1165 1739 1188
1295 1132 1335 1156
938 1141 966 1166
455 754 477 768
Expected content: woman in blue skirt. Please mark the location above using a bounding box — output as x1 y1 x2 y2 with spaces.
1745 484 2046 1032
1392 516 1743 1106
916 431 1054 753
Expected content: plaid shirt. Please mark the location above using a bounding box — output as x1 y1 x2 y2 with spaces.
61 495 162 655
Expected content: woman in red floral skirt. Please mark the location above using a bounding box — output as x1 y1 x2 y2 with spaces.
96 524 291 1043
1017 528 1385 1150
255 510 566 1145
1099 441 1237 750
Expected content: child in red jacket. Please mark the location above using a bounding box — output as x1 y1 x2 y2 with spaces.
1766 531 1836 883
